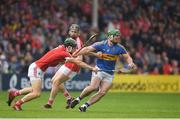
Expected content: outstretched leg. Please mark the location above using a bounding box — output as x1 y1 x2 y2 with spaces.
58 84 73 109
70 76 100 108
44 72 69 109
13 79 42 111
7 87 32 106
79 80 112 112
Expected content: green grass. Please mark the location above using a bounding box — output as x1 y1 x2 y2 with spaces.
0 91 180 118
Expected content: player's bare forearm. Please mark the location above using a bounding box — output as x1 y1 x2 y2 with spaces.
73 46 95 57
65 57 98 72
122 53 137 70
87 52 102 59
75 55 83 60
122 53 132 63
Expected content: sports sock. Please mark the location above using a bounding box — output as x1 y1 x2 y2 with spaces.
63 92 72 100
76 96 82 102
81 102 90 108
16 99 24 106
85 102 90 107
14 91 20 97
47 99 54 105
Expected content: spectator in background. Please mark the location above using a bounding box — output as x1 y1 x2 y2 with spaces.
171 60 179 74
0 0 179 75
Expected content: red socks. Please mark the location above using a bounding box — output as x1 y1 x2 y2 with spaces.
14 91 20 97
16 99 24 106
63 92 72 100
47 100 54 105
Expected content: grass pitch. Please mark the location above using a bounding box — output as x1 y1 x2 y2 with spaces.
0 91 180 118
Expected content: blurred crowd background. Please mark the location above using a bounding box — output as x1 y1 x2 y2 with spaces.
0 0 179 75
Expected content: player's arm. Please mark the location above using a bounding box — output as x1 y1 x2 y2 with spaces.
87 52 102 59
73 40 104 57
73 46 96 57
122 53 137 70
65 57 98 73
74 55 83 60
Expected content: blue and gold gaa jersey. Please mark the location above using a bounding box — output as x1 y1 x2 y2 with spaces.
92 40 127 74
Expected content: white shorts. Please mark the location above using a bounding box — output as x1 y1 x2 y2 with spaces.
57 65 77 79
28 63 44 81
92 67 114 83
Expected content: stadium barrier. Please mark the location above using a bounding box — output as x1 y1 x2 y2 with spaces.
1 73 180 93
1 72 91 91
111 74 180 93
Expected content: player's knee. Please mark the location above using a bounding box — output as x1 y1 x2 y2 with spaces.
33 92 41 97
59 84 65 90
52 79 60 87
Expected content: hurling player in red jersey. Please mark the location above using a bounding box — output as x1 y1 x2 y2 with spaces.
44 24 84 109
7 38 98 111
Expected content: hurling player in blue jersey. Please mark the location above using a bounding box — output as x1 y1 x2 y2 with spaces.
70 29 136 112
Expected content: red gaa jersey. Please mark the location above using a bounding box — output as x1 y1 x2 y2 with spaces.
35 45 71 71
64 37 83 72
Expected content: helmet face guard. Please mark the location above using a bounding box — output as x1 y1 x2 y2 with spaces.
66 46 73 53
107 29 121 44
64 38 77 48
